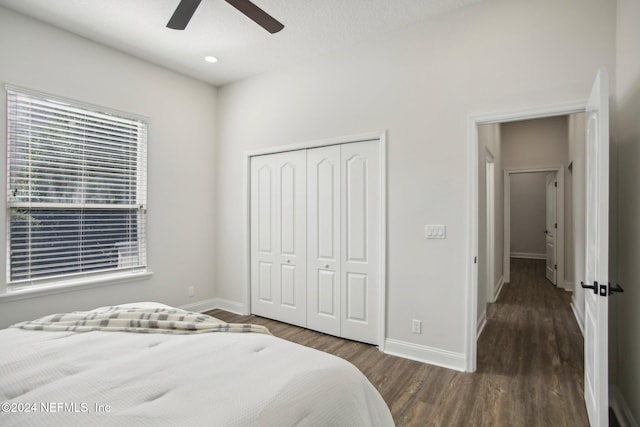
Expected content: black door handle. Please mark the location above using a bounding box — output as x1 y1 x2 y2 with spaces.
609 283 624 295
581 281 598 294
544 230 548 234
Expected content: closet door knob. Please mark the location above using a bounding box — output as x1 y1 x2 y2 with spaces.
324 264 329 269
286 259 291 264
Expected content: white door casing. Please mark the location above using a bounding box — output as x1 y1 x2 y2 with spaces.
485 150 496 303
545 173 557 284
582 68 609 427
307 145 341 336
340 141 380 345
250 150 307 327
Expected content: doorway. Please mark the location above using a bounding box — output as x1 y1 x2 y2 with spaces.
465 102 585 373
503 167 564 288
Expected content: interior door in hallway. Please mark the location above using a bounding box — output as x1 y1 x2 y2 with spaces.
250 150 307 327
582 68 609 427
545 173 557 284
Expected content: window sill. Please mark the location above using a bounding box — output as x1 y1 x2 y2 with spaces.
0 271 154 303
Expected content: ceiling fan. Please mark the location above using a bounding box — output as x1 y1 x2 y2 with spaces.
167 0 284 33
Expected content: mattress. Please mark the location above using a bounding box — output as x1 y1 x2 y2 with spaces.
0 303 394 427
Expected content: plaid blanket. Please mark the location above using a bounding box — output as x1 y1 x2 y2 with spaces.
10 305 271 335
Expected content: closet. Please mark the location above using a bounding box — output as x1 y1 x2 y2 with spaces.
250 139 381 345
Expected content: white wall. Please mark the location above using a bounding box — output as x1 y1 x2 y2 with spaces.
509 172 547 257
613 0 640 423
501 116 568 169
0 7 218 328
215 0 616 364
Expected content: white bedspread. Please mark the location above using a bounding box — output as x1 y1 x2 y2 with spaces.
0 303 394 427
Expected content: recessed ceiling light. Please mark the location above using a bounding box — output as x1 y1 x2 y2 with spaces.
204 56 218 63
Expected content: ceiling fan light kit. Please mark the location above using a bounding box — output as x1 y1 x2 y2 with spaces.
167 0 284 33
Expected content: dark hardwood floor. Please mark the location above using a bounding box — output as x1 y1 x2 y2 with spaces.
207 258 588 426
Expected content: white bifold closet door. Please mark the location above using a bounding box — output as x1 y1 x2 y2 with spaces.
307 142 380 344
340 141 380 344
306 145 342 337
250 150 307 327
251 140 380 345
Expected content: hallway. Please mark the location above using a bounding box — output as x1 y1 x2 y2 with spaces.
477 257 587 425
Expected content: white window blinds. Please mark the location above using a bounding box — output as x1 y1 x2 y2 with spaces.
6 87 147 286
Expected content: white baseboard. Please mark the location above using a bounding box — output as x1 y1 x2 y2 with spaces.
188 300 468 372
570 300 584 336
510 252 546 260
564 281 574 292
213 298 246 314
610 385 639 427
179 298 218 313
180 298 246 315
384 338 465 372
493 275 505 302
477 310 487 339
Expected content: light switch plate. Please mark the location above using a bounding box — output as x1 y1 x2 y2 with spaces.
425 224 446 239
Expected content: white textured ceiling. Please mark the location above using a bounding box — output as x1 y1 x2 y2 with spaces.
0 0 480 86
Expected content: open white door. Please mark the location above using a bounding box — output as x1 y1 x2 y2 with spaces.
581 68 609 427
545 173 557 284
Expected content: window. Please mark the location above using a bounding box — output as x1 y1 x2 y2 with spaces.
6 87 147 289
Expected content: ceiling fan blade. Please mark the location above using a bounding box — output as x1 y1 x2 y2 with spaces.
167 0 203 30
225 0 284 34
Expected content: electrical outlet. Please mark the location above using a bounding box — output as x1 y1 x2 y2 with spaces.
188 286 195 298
412 319 422 334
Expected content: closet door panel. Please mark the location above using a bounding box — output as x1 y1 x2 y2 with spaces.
345 155 367 262
307 145 341 336
341 141 379 345
279 162 296 255
275 151 307 326
346 272 367 321
251 155 278 318
280 264 296 307
258 262 273 302
251 151 307 327
276 150 307 326
317 270 337 316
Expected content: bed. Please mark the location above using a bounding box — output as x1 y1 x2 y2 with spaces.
0 302 394 427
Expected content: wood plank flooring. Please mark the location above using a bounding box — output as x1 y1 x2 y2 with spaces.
206 258 588 426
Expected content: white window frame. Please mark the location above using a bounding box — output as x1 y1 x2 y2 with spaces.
5 85 149 293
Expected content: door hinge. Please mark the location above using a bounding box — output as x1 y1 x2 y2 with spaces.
474 256 477 264
554 223 557 229
554 264 557 270
554 181 557 187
